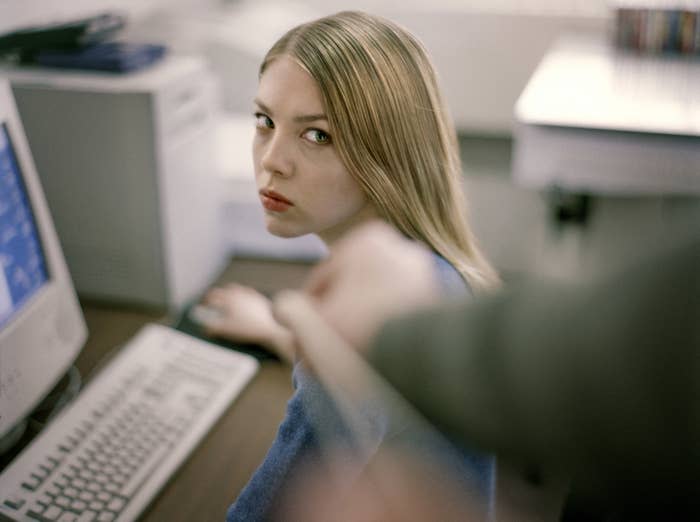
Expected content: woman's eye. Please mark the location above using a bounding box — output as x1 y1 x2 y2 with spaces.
303 129 331 145
254 113 273 130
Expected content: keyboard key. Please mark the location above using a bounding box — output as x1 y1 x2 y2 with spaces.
63 487 79 499
46 485 61 497
70 499 88 513
88 500 104 512
47 456 61 467
32 471 48 483
77 511 98 522
3 492 27 509
43 505 65 521
54 495 71 508
22 475 42 491
26 501 46 518
78 490 94 502
78 470 94 482
37 492 53 506
106 496 126 513
53 475 69 488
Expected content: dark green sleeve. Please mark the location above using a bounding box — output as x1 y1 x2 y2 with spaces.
368 232 700 493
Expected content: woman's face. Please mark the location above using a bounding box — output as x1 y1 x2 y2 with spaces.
253 56 375 246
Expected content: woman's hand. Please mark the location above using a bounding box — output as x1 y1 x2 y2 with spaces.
200 283 295 363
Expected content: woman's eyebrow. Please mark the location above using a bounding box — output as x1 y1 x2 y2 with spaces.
254 99 327 123
293 113 327 123
253 99 272 114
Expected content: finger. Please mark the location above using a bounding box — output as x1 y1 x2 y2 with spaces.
201 286 222 303
202 290 229 308
201 323 224 337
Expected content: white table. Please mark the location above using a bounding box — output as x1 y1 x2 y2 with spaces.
512 33 700 195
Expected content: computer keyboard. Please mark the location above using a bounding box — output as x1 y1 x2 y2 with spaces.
0 324 259 522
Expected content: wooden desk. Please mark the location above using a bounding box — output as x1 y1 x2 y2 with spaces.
76 257 313 521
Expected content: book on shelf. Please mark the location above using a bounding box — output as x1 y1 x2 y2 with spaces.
613 1 700 55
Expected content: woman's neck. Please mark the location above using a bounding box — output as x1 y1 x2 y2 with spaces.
319 204 381 250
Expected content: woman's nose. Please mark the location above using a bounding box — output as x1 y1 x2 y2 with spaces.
259 132 293 178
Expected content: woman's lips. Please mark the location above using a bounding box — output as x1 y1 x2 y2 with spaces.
260 189 293 212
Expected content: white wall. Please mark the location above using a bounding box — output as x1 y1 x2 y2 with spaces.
122 0 612 134
298 0 612 133
382 11 609 133
1 0 613 133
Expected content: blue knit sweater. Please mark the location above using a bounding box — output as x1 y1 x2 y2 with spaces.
226 253 495 521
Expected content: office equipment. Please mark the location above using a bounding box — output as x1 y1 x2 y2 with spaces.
35 42 167 73
0 323 258 522
76 258 302 522
0 13 126 61
0 79 86 451
3 55 226 310
512 33 700 195
0 79 260 518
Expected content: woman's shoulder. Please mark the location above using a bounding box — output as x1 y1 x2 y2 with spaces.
430 252 472 298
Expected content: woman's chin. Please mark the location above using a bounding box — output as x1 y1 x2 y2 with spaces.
264 221 305 239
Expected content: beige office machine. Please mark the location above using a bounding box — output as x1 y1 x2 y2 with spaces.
3 55 227 310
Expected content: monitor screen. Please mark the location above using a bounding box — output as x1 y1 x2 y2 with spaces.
0 79 86 446
0 123 49 329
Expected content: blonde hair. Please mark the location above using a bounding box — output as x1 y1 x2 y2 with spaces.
261 11 498 290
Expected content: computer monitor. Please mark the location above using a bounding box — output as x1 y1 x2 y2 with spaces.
0 78 86 448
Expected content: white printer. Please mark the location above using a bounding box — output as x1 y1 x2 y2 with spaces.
3 55 227 311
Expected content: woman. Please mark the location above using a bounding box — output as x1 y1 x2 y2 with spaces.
199 10 499 521
202 10 497 360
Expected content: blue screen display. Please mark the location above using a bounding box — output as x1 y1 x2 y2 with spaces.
0 123 49 329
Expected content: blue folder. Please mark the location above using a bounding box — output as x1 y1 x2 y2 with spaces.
35 42 167 73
